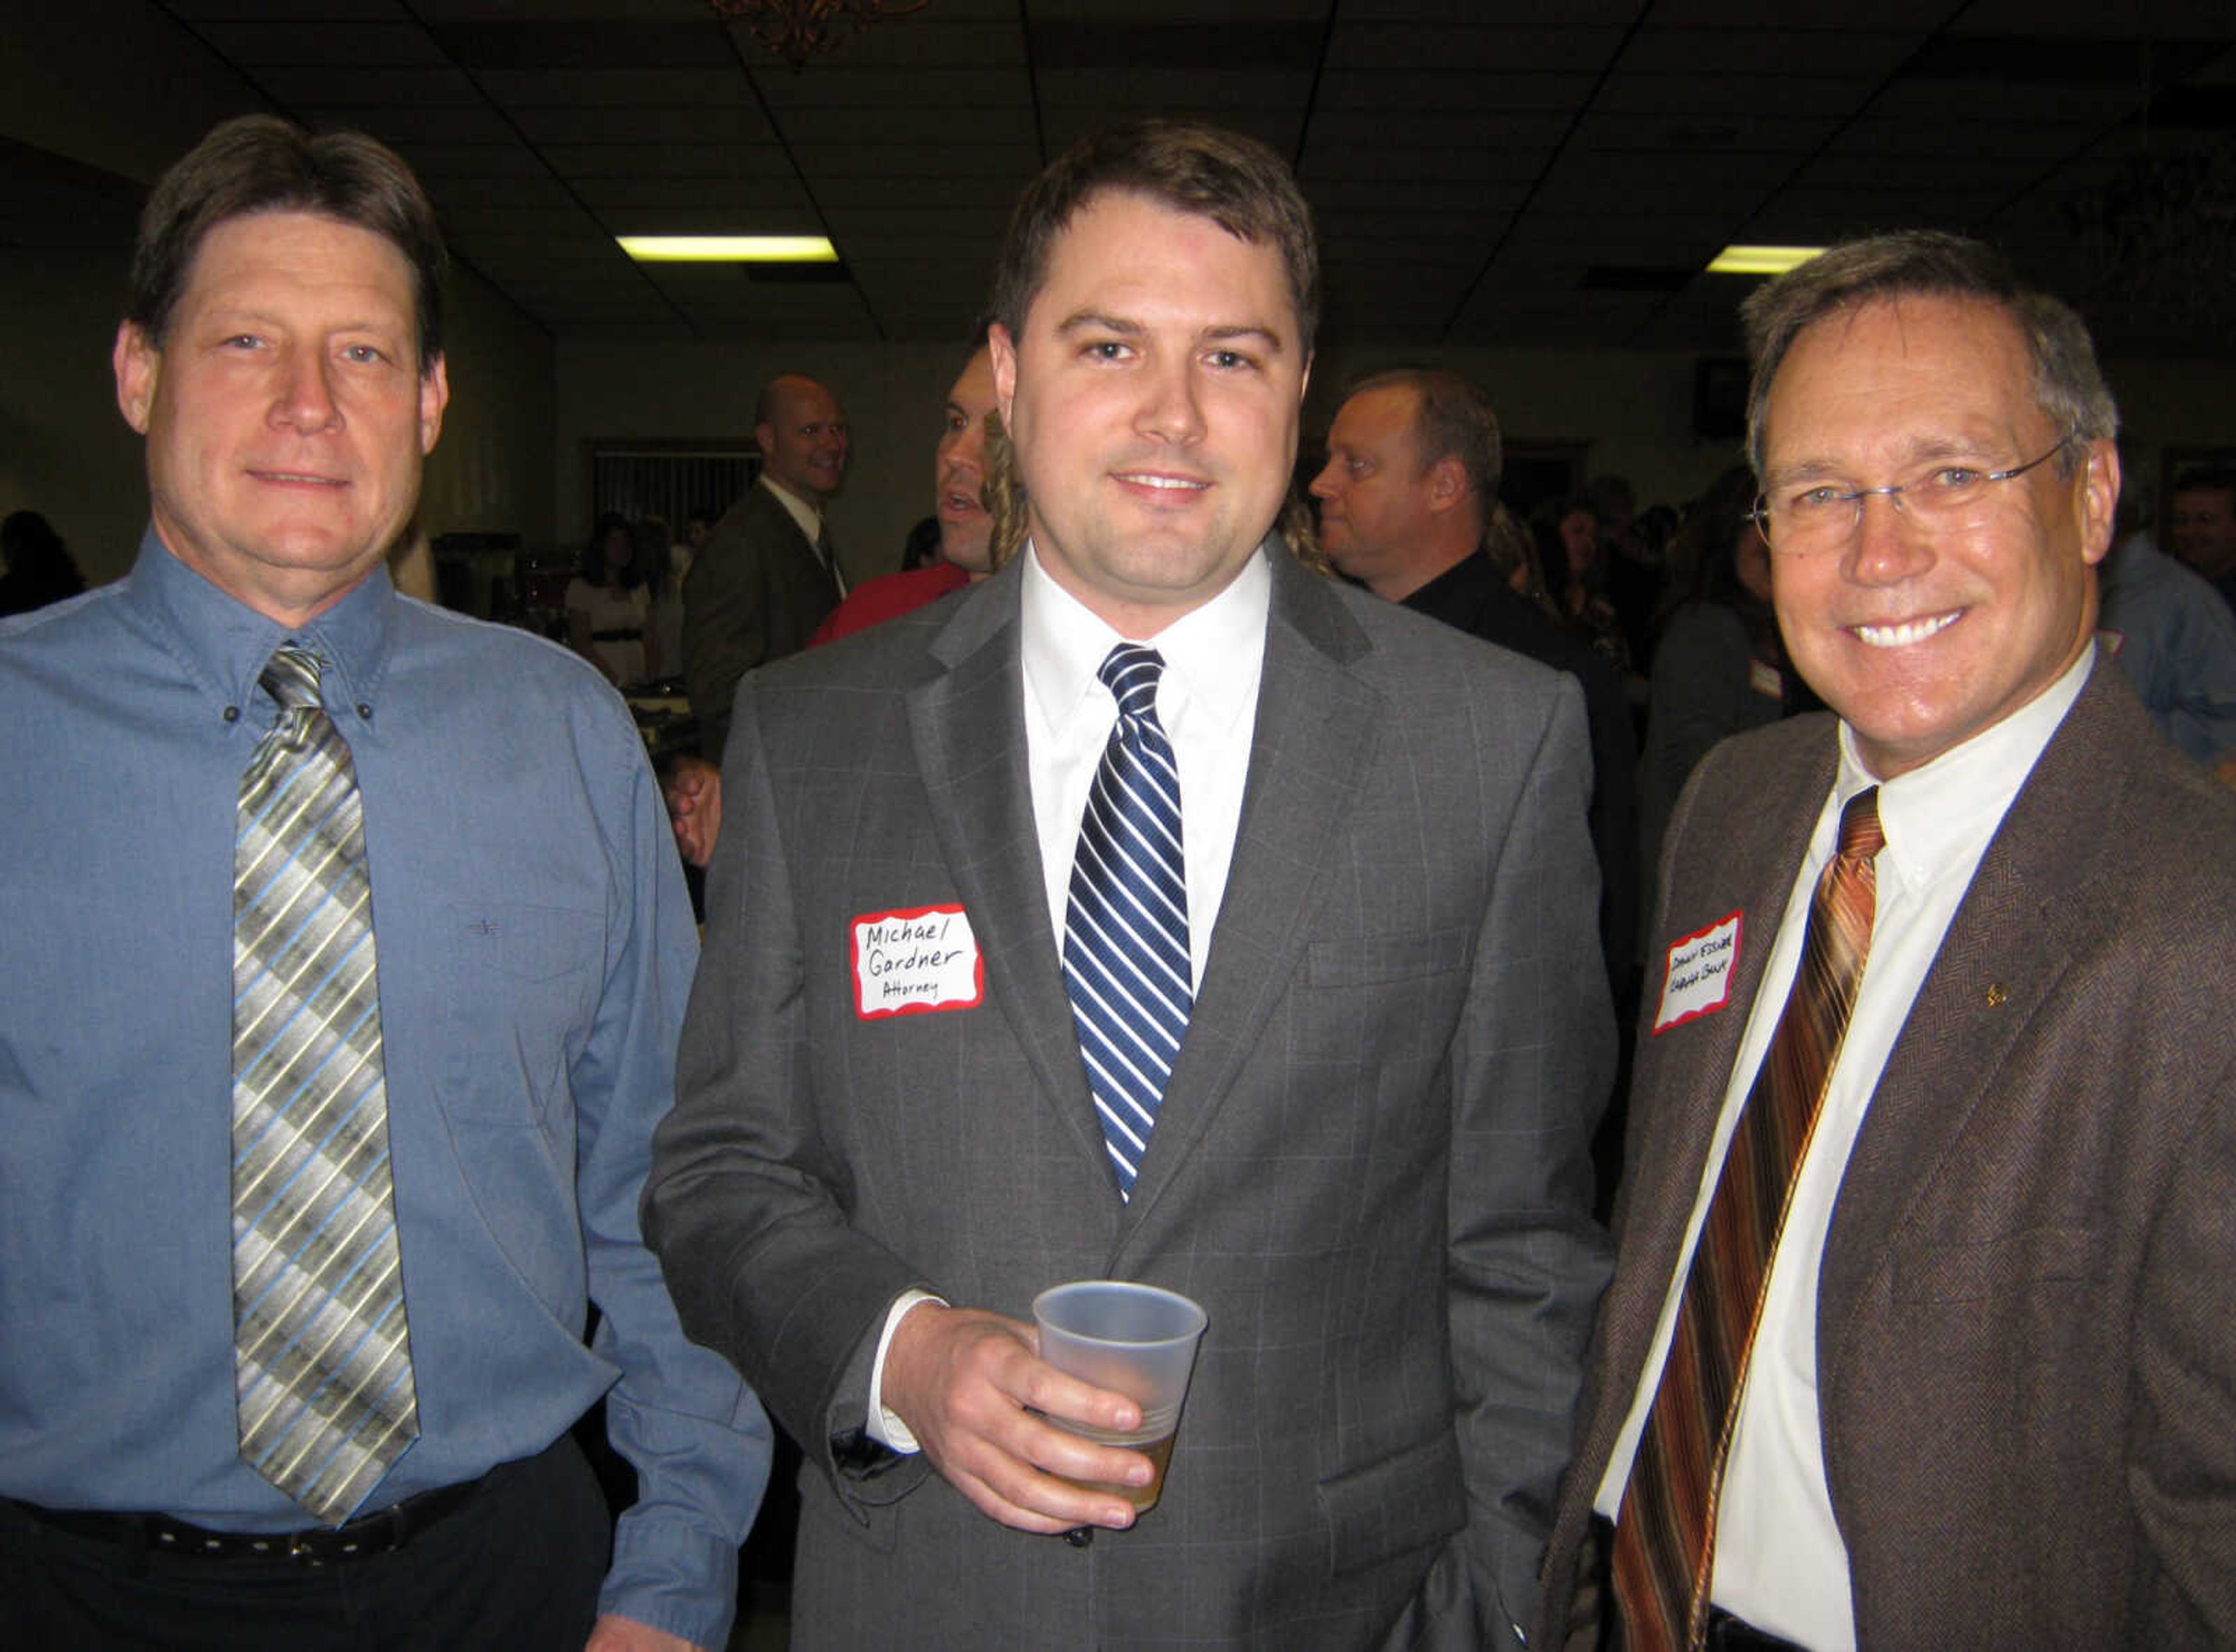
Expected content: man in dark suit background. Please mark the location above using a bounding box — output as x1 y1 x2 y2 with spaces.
646 119 1613 1649
1538 232 2236 1650
1310 366 1639 1004
681 372 849 758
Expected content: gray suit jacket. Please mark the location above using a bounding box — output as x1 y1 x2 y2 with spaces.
681 480 840 759
649 545 1614 1649
1536 664 2236 1649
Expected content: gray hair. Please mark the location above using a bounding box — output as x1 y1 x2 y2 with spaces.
1740 230 2117 478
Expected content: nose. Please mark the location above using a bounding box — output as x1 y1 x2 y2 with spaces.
1134 354 1205 445
270 345 339 433
1308 455 1341 501
946 415 988 479
1846 487 1936 585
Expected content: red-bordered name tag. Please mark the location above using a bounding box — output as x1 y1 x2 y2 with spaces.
1652 910 1742 1035
851 904 983 1020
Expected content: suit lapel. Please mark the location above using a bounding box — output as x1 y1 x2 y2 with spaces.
1123 550 1381 1225
1582 728 1836 1455
1816 669 2121 1364
907 567 1108 1176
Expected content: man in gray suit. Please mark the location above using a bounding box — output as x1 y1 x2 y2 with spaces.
681 372 849 758
1538 233 2236 1650
647 120 1612 1649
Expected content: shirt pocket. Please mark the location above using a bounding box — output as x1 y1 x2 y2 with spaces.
435 900 603 1127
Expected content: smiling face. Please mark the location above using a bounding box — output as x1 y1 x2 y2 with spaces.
2170 484 2236 578
114 210 448 627
989 189 1310 636
1761 293 2115 779
933 346 998 574
756 376 850 504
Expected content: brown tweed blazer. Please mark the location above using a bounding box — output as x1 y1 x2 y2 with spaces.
1537 663 2236 1649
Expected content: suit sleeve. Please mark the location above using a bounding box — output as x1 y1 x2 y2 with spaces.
1411 674 1617 1649
682 526 772 758
575 730 775 1649
644 672 935 1510
2128 1042 2236 1642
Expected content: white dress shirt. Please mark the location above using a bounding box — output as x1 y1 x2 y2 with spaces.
1596 645 2096 1649
868 542 1273 1449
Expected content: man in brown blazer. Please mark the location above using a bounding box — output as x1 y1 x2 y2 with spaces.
681 372 849 758
1538 231 2236 1650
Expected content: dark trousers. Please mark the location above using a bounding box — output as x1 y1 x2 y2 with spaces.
1 1436 608 1651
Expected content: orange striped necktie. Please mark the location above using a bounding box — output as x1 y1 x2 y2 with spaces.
1611 786 1885 1651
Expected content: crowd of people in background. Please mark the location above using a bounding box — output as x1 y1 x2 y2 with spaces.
8 105 2236 1652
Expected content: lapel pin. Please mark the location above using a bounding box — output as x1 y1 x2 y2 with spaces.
1985 983 2008 1008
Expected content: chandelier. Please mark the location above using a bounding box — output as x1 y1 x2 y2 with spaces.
707 0 931 69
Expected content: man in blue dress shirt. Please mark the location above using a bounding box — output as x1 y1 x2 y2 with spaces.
0 116 769 1650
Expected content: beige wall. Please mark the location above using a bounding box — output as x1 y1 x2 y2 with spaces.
0 250 555 589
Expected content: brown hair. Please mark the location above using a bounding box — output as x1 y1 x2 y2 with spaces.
1344 366 1504 530
990 118 1319 357
1739 230 2115 479
130 115 448 373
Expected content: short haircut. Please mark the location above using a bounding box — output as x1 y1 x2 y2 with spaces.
990 118 1320 358
1739 229 2117 479
1345 366 1503 529
130 114 447 373
2174 465 2236 503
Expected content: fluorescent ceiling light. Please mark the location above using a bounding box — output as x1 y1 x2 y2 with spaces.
618 235 838 263
1707 245 1825 276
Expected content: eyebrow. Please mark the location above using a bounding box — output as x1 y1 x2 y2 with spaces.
199 303 406 337
1764 433 2001 487
1052 309 1289 357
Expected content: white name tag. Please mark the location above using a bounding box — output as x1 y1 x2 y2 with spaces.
851 904 983 1020
1653 910 1743 1035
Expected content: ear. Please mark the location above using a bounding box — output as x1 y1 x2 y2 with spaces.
989 323 1019 431
114 320 159 435
1424 454 1467 515
418 353 451 456
754 420 777 460
2077 437 2118 567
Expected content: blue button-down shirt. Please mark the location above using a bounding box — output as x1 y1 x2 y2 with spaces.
0 532 770 1648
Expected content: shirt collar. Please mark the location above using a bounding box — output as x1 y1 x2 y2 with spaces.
1019 540 1272 739
123 523 397 713
1830 641 2095 893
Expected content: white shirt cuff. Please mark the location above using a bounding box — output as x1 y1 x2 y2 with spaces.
865 1289 946 1453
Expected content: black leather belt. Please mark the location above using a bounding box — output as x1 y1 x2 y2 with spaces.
1705 1605 1807 1651
8 1473 481 1566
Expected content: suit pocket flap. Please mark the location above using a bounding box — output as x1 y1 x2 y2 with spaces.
1891 1225 2104 1304
1306 928 1470 988
1317 1430 1467 1576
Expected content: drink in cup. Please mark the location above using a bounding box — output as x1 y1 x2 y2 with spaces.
1032 1280 1207 1513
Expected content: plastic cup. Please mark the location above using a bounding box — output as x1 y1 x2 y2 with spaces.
1031 1280 1207 1512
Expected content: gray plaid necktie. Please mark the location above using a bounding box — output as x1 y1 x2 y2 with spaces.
231 646 418 1524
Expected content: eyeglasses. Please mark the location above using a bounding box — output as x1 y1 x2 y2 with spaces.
1749 439 2071 557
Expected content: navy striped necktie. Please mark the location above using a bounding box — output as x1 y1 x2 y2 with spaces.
1062 644 1192 1199
1612 786 1885 1650
231 646 419 1524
